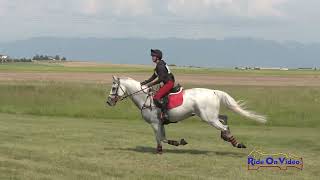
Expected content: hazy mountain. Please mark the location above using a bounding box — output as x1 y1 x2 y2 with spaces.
0 37 319 68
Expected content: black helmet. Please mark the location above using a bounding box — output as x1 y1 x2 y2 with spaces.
151 49 162 59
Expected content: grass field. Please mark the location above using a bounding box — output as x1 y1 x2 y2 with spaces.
0 113 318 180
0 82 318 127
0 62 319 179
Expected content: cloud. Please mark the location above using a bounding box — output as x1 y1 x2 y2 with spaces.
0 0 153 17
0 0 288 19
167 0 230 17
111 0 152 16
77 0 100 15
247 0 288 17
0 0 9 16
70 0 152 16
167 0 288 18
0 0 319 42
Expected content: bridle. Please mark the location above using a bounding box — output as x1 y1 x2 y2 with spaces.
109 79 125 102
108 78 157 113
109 78 152 103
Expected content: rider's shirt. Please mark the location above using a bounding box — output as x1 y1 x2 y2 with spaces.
144 60 175 86
155 60 174 83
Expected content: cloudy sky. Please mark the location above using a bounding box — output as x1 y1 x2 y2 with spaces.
0 0 318 43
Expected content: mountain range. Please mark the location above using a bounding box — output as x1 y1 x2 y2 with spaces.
0 37 319 68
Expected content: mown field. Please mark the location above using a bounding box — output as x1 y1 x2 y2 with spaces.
1 62 320 76
0 62 319 179
0 113 318 180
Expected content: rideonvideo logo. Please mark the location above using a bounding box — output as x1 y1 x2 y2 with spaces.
247 149 303 170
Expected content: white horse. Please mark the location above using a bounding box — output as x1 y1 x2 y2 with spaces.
106 76 267 153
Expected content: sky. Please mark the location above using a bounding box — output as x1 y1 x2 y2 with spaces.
0 0 319 43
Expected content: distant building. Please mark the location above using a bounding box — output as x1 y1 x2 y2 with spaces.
260 67 289 71
48 56 56 61
259 67 287 70
236 66 289 71
0 54 9 63
0 55 8 59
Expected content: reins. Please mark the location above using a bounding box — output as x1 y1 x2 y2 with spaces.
120 86 150 101
112 78 151 101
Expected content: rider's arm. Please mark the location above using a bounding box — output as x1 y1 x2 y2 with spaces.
141 73 157 85
149 78 162 87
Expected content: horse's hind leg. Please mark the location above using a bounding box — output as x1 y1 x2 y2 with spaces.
199 110 229 131
219 115 231 142
199 110 246 149
219 115 246 148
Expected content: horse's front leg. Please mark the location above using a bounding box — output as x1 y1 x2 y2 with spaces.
150 122 163 154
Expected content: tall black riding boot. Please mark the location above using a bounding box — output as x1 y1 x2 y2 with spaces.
161 107 170 123
153 99 169 124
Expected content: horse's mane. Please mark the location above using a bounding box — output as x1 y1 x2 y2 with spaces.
119 77 140 84
118 77 145 90
120 77 135 81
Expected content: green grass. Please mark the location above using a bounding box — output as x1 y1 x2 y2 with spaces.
0 113 318 180
0 81 318 128
1 62 320 76
0 69 319 179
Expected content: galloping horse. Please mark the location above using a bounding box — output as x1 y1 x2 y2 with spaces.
106 76 267 153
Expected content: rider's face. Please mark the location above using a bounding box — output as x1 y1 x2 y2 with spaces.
152 56 158 63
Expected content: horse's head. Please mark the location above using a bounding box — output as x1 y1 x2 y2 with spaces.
106 76 126 106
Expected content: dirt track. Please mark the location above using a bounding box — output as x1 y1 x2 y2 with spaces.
0 72 319 86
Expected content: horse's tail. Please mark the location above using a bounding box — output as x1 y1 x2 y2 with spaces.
215 90 267 124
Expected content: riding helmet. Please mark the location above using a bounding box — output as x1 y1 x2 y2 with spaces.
151 49 163 60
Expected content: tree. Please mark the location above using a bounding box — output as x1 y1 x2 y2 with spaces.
54 55 60 61
33 54 40 60
61 57 67 61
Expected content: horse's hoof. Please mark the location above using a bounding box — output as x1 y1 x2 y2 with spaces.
168 140 180 146
156 150 163 154
180 139 188 146
156 146 163 154
237 143 247 148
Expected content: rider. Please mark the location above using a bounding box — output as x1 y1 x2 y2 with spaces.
141 49 175 122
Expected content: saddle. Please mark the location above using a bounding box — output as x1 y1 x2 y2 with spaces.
162 84 184 110
170 84 182 94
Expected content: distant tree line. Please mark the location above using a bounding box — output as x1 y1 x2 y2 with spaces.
32 54 67 61
0 54 68 64
2 58 32 63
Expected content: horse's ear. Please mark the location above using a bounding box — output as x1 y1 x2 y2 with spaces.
112 75 117 81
